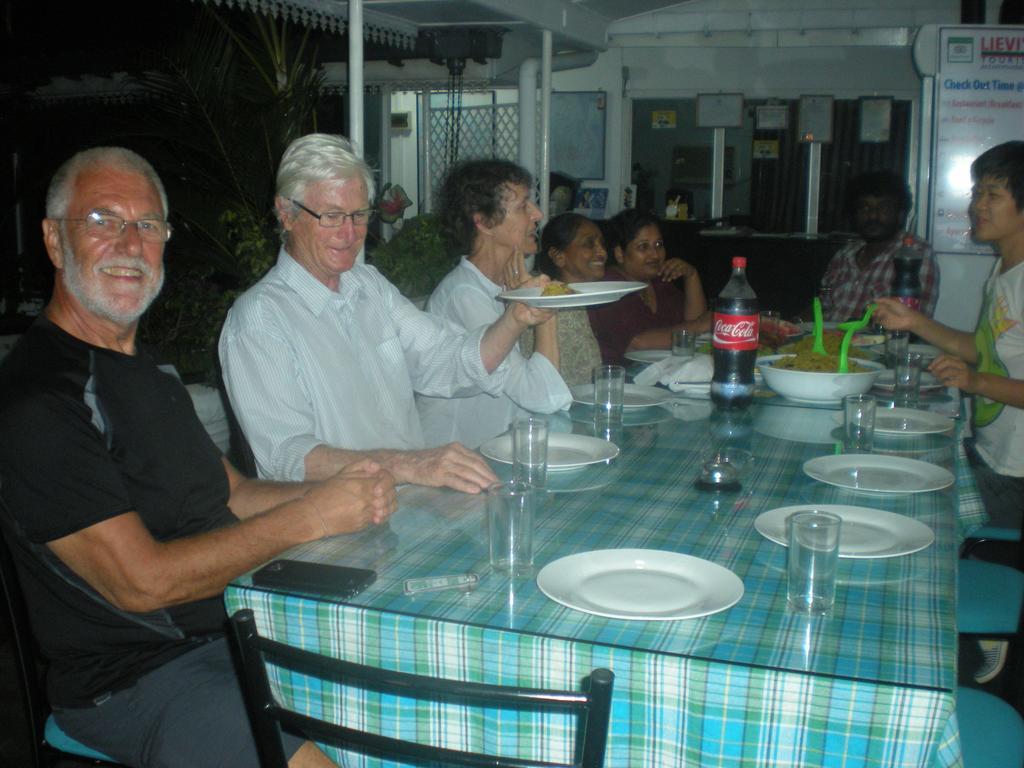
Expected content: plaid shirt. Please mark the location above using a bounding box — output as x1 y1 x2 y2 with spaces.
820 231 939 321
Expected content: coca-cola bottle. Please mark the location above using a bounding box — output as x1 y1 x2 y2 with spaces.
711 256 759 410
892 235 922 311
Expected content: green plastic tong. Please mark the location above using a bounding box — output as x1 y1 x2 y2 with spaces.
811 297 827 356
836 304 876 374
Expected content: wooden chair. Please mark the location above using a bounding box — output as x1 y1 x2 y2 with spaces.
0 499 121 766
228 608 614 768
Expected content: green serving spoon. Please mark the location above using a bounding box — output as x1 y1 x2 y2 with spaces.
836 304 876 374
811 297 827 357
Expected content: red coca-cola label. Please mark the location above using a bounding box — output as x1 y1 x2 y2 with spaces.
713 312 759 350
897 296 921 311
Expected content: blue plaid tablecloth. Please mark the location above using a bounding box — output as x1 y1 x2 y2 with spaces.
226 401 984 767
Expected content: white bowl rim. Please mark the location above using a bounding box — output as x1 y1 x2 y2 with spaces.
756 353 885 375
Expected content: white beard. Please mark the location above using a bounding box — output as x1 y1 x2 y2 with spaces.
61 241 165 325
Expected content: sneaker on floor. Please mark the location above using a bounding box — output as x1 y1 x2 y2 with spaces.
975 639 1010 684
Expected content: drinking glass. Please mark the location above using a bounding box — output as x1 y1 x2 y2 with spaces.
885 330 909 369
842 394 876 453
672 329 696 359
593 365 625 424
487 480 536 577
893 352 923 408
511 416 549 488
787 510 842 614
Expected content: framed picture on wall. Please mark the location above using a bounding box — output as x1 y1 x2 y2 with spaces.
550 92 606 180
859 97 892 143
798 95 833 143
696 93 744 128
756 105 788 130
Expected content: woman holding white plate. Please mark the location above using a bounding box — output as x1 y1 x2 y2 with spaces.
417 160 572 449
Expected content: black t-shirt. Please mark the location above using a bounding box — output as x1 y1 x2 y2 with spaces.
0 317 236 707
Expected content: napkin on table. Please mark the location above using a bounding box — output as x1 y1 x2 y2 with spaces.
633 353 713 396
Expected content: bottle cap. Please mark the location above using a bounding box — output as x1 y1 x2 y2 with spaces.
732 256 747 268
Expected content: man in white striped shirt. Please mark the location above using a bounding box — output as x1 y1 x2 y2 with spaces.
220 134 553 493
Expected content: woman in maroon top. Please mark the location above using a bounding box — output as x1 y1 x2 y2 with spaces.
588 209 711 364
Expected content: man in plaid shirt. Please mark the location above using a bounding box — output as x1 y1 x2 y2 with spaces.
817 171 939 321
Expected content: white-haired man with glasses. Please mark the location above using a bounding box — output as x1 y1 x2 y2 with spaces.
0 146 395 767
220 133 554 492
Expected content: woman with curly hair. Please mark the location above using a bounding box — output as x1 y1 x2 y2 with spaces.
417 159 570 449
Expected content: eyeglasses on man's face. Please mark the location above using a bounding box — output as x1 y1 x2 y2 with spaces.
58 211 173 243
290 198 374 228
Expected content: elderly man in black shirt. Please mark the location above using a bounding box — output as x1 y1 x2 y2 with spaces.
0 146 396 767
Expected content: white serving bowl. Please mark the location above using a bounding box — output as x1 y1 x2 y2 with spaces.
756 354 884 404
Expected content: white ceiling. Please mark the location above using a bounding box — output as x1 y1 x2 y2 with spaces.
360 0 694 52
570 0 694 21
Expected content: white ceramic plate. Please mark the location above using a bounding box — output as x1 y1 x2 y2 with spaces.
754 504 934 558
873 370 943 391
852 333 885 347
480 433 619 471
536 549 744 620
571 405 673 427
832 408 953 435
625 349 671 364
803 455 954 494
799 321 843 333
571 383 671 409
498 281 645 309
909 343 941 359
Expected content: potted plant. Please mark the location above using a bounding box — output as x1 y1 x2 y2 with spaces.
368 214 458 303
130 7 323 383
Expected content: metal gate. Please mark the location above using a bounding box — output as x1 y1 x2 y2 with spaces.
426 101 519 206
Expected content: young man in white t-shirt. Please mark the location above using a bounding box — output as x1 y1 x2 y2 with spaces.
875 140 1024 684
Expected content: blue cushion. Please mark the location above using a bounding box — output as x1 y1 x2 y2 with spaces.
958 560 1024 635
960 687 1024 768
44 714 117 762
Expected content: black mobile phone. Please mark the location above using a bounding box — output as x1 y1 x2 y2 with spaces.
251 560 376 599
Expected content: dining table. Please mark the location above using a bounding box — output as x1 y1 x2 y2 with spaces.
224 392 986 768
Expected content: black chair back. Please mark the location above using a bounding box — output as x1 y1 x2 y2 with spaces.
0 503 50 768
0 489 122 767
229 609 614 768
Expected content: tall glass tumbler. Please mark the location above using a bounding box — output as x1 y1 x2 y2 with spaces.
893 352 923 408
487 480 536 577
842 394 876 453
511 416 549 488
787 510 842 614
593 365 625 424
885 330 910 369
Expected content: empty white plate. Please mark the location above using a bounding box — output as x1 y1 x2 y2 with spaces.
803 454 954 494
832 408 953 435
624 349 671 364
536 549 743 620
754 504 934 558
480 433 619 471
873 370 943 391
571 383 671 409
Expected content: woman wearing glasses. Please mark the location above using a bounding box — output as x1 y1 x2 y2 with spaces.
417 159 572 449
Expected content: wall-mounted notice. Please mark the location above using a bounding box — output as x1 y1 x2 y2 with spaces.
798 96 833 143
931 26 1024 253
